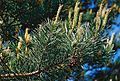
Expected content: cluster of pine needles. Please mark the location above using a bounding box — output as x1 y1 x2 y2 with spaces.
0 0 120 80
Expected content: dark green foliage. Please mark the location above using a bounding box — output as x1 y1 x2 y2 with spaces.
0 19 113 80
0 0 120 81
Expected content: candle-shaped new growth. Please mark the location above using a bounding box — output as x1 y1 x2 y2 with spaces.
101 4 107 18
25 28 29 43
94 3 114 34
68 8 73 27
24 28 32 55
101 4 115 30
77 13 83 28
69 1 80 35
108 33 115 46
54 5 63 25
98 2 103 16
25 33 31 45
25 28 32 44
16 36 23 59
76 13 84 41
95 12 101 33
101 9 111 29
94 3 105 32
105 33 115 53
71 2 80 31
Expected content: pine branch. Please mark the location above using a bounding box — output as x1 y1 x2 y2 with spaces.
0 70 40 78
0 53 69 78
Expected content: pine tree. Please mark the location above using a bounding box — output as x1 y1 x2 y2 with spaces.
0 0 120 81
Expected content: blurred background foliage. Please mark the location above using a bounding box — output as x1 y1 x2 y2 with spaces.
0 0 120 81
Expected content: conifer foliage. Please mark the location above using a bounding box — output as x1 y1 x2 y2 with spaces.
0 0 120 81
